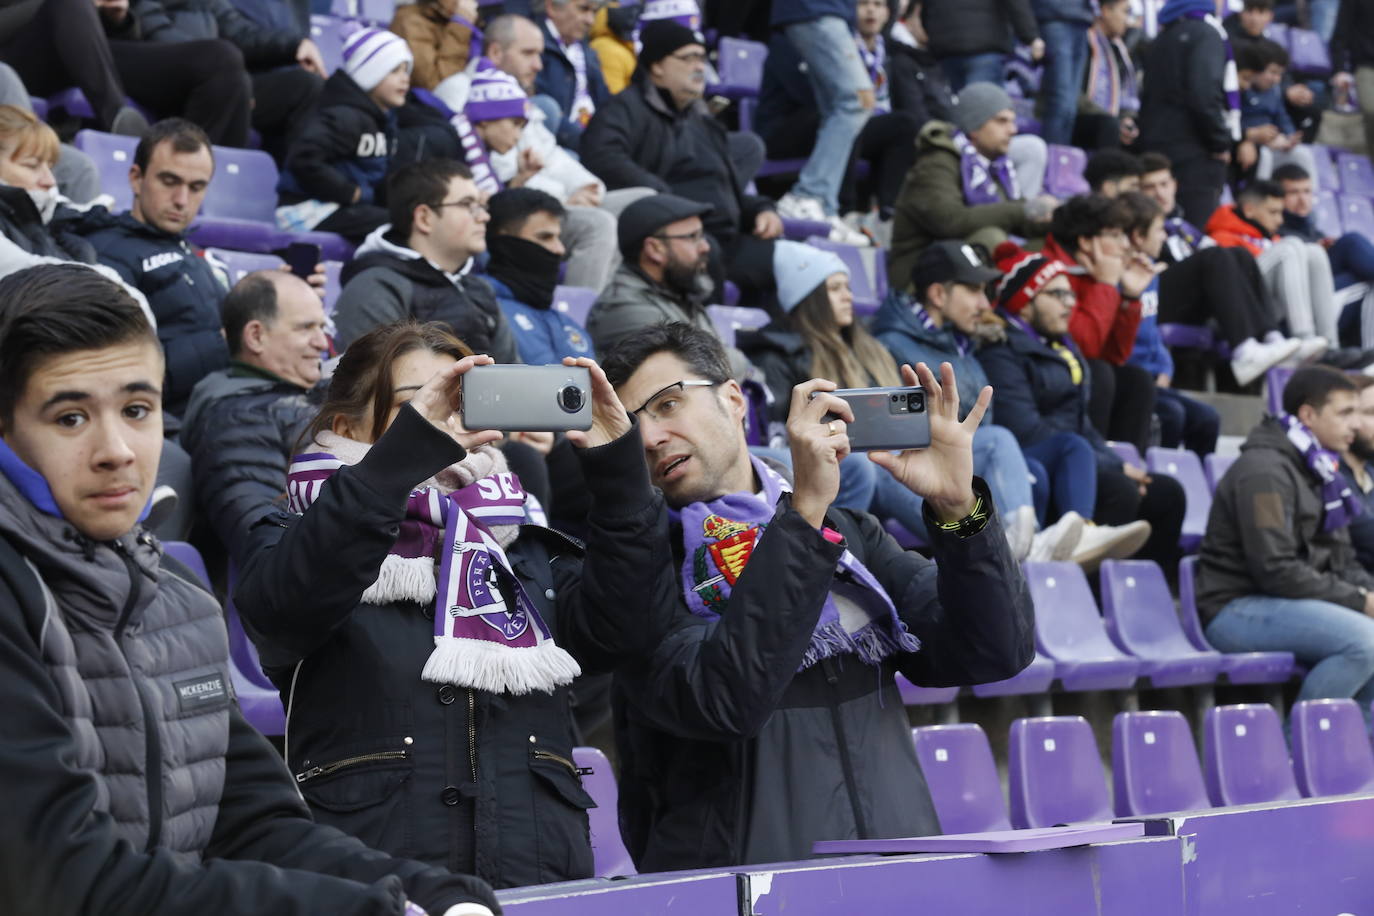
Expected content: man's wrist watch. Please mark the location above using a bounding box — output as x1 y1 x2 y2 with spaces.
931 493 990 539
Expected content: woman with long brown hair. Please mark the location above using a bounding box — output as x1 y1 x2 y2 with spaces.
235 320 672 888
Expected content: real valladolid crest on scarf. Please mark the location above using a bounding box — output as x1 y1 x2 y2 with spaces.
287 432 580 695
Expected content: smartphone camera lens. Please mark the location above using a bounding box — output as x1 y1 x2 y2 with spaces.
557 384 585 413
910 391 925 412
890 394 900 402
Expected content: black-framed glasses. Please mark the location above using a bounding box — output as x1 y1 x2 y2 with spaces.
670 50 707 64
1038 288 1076 304
431 198 488 217
633 379 720 421
653 229 706 244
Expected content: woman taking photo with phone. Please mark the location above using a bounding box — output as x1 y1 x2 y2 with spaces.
234 320 674 887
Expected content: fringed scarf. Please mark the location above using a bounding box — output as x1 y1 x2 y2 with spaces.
1279 414 1363 532
1085 26 1138 117
287 432 579 695
857 33 890 113
953 130 1020 207
671 455 920 670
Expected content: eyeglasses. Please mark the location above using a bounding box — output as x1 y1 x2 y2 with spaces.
431 198 488 217
1037 288 1076 304
654 229 706 244
633 379 720 422
670 51 707 64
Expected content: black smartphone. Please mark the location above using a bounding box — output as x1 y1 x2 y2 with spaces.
824 386 931 452
281 242 321 280
461 365 593 432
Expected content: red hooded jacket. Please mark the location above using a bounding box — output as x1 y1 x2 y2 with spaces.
1204 204 1275 258
1043 234 1142 366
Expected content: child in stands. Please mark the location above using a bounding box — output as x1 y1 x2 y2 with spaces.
278 28 413 243
457 60 543 196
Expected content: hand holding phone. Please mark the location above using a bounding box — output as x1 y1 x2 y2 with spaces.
820 385 931 453
281 242 322 280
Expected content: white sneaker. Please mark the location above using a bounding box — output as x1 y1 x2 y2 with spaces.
775 191 828 223
1004 504 1037 562
1071 520 1152 571
1230 336 1303 386
1292 336 1330 365
826 215 872 247
1028 510 1085 563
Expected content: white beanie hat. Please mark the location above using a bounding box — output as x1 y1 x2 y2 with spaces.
342 28 414 92
773 240 850 313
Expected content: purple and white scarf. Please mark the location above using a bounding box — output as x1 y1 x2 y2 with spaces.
1179 11 1242 142
450 14 484 61
287 432 579 695
671 455 920 670
1280 414 1363 532
451 110 501 196
547 20 595 126
1085 26 1138 117
912 300 970 357
856 33 891 113
953 130 1020 207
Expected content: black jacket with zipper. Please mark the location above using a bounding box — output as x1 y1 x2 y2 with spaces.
234 405 678 888
614 473 1035 872
1138 16 1234 164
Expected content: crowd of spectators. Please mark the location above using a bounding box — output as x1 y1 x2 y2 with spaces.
2 0 1374 912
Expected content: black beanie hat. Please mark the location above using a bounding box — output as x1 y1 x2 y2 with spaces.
637 19 703 69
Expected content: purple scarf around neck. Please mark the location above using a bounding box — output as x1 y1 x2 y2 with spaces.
912 300 970 357
856 33 890 113
287 435 579 695
1279 414 1363 532
1085 26 1138 116
669 455 921 670
1178 10 1243 142
953 130 1020 207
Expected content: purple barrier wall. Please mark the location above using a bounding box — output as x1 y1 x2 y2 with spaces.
495 871 740 915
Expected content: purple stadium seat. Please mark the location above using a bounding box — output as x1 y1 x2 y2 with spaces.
72 129 137 212
1291 699 1374 797
29 96 48 121
163 540 211 587
571 746 637 877
712 37 768 98
805 237 883 315
1112 710 1211 816
1261 21 1289 44
1107 439 1145 469
1203 453 1235 492
224 565 287 735
1265 366 1294 416
883 517 929 550
1310 147 1340 191
1145 447 1209 552
1023 561 1140 691
1203 704 1300 806
894 673 960 706
331 0 391 22
205 247 284 287
778 215 829 240
309 14 350 75
912 724 1012 833
1099 559 1223 687
1313 190 1343 237
552 285 597 327
1339 193 1374 239
1045 145 1090 198
1176 556 1294 684
1158 323 1215 351
1008 716 1113 828
722 280 741 305
1287 28 1332 75
707 304 769 347
972 652 1056 698
1337 153 1374 198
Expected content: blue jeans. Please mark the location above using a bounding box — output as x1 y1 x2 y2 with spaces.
1154 388 1220 456
1330 232 1374 289
1020 431 1097 524
1207 595 1374 726
750 446 882 519
939 53 1006 92
1038 20 1089 146
783 15 873 216
1309 0 1339 43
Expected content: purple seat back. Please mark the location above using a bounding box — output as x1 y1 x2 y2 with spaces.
553 285 597 327
894 673 959 705
1265 366 1294 416
571 746 637 877
1337 153 1374 197
1291 699 1374 797
1287 28 1332 75
331 0 391 23
202 146 279 223
72 129 137 212
1339 193 1374 239
224 564 286 734
1311 149 1340 193
803 237 883 315
912 724 1012 833
1176 556 1213 653
163 541 211 588
206 247 285 286
1146 447 1210 548
1008 716 1112 828
1203 704 1300 806
1158 323 1215 351
1023 561 1136 664
707 305 769 347
1203 453 1235 492
1313 190 1343 236
1111 710 1211 816
713 37 767 97
309 14 350 75
1099 559 1218 664
1261 21 1289 44
1107 439 1145 469
1045 145 1090 198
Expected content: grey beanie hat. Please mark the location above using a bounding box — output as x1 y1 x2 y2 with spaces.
951 82 1015 134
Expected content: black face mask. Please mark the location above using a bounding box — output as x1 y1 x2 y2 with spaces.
486 234 562 309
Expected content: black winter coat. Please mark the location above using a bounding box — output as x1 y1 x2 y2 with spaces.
736 324 816 423
128 0 302 69
580 79 774 246
921 0 1039 59
235 406 679 888
72 209 230 418
975 317 1123 472
1138 17 1234 164
615 477 1035 871
280 70 397 207
180 366 319 563
0 186 96 263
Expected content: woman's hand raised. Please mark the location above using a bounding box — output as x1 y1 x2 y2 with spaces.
412 354 504 453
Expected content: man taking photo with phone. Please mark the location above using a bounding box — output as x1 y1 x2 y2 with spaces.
601 322 1034 872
